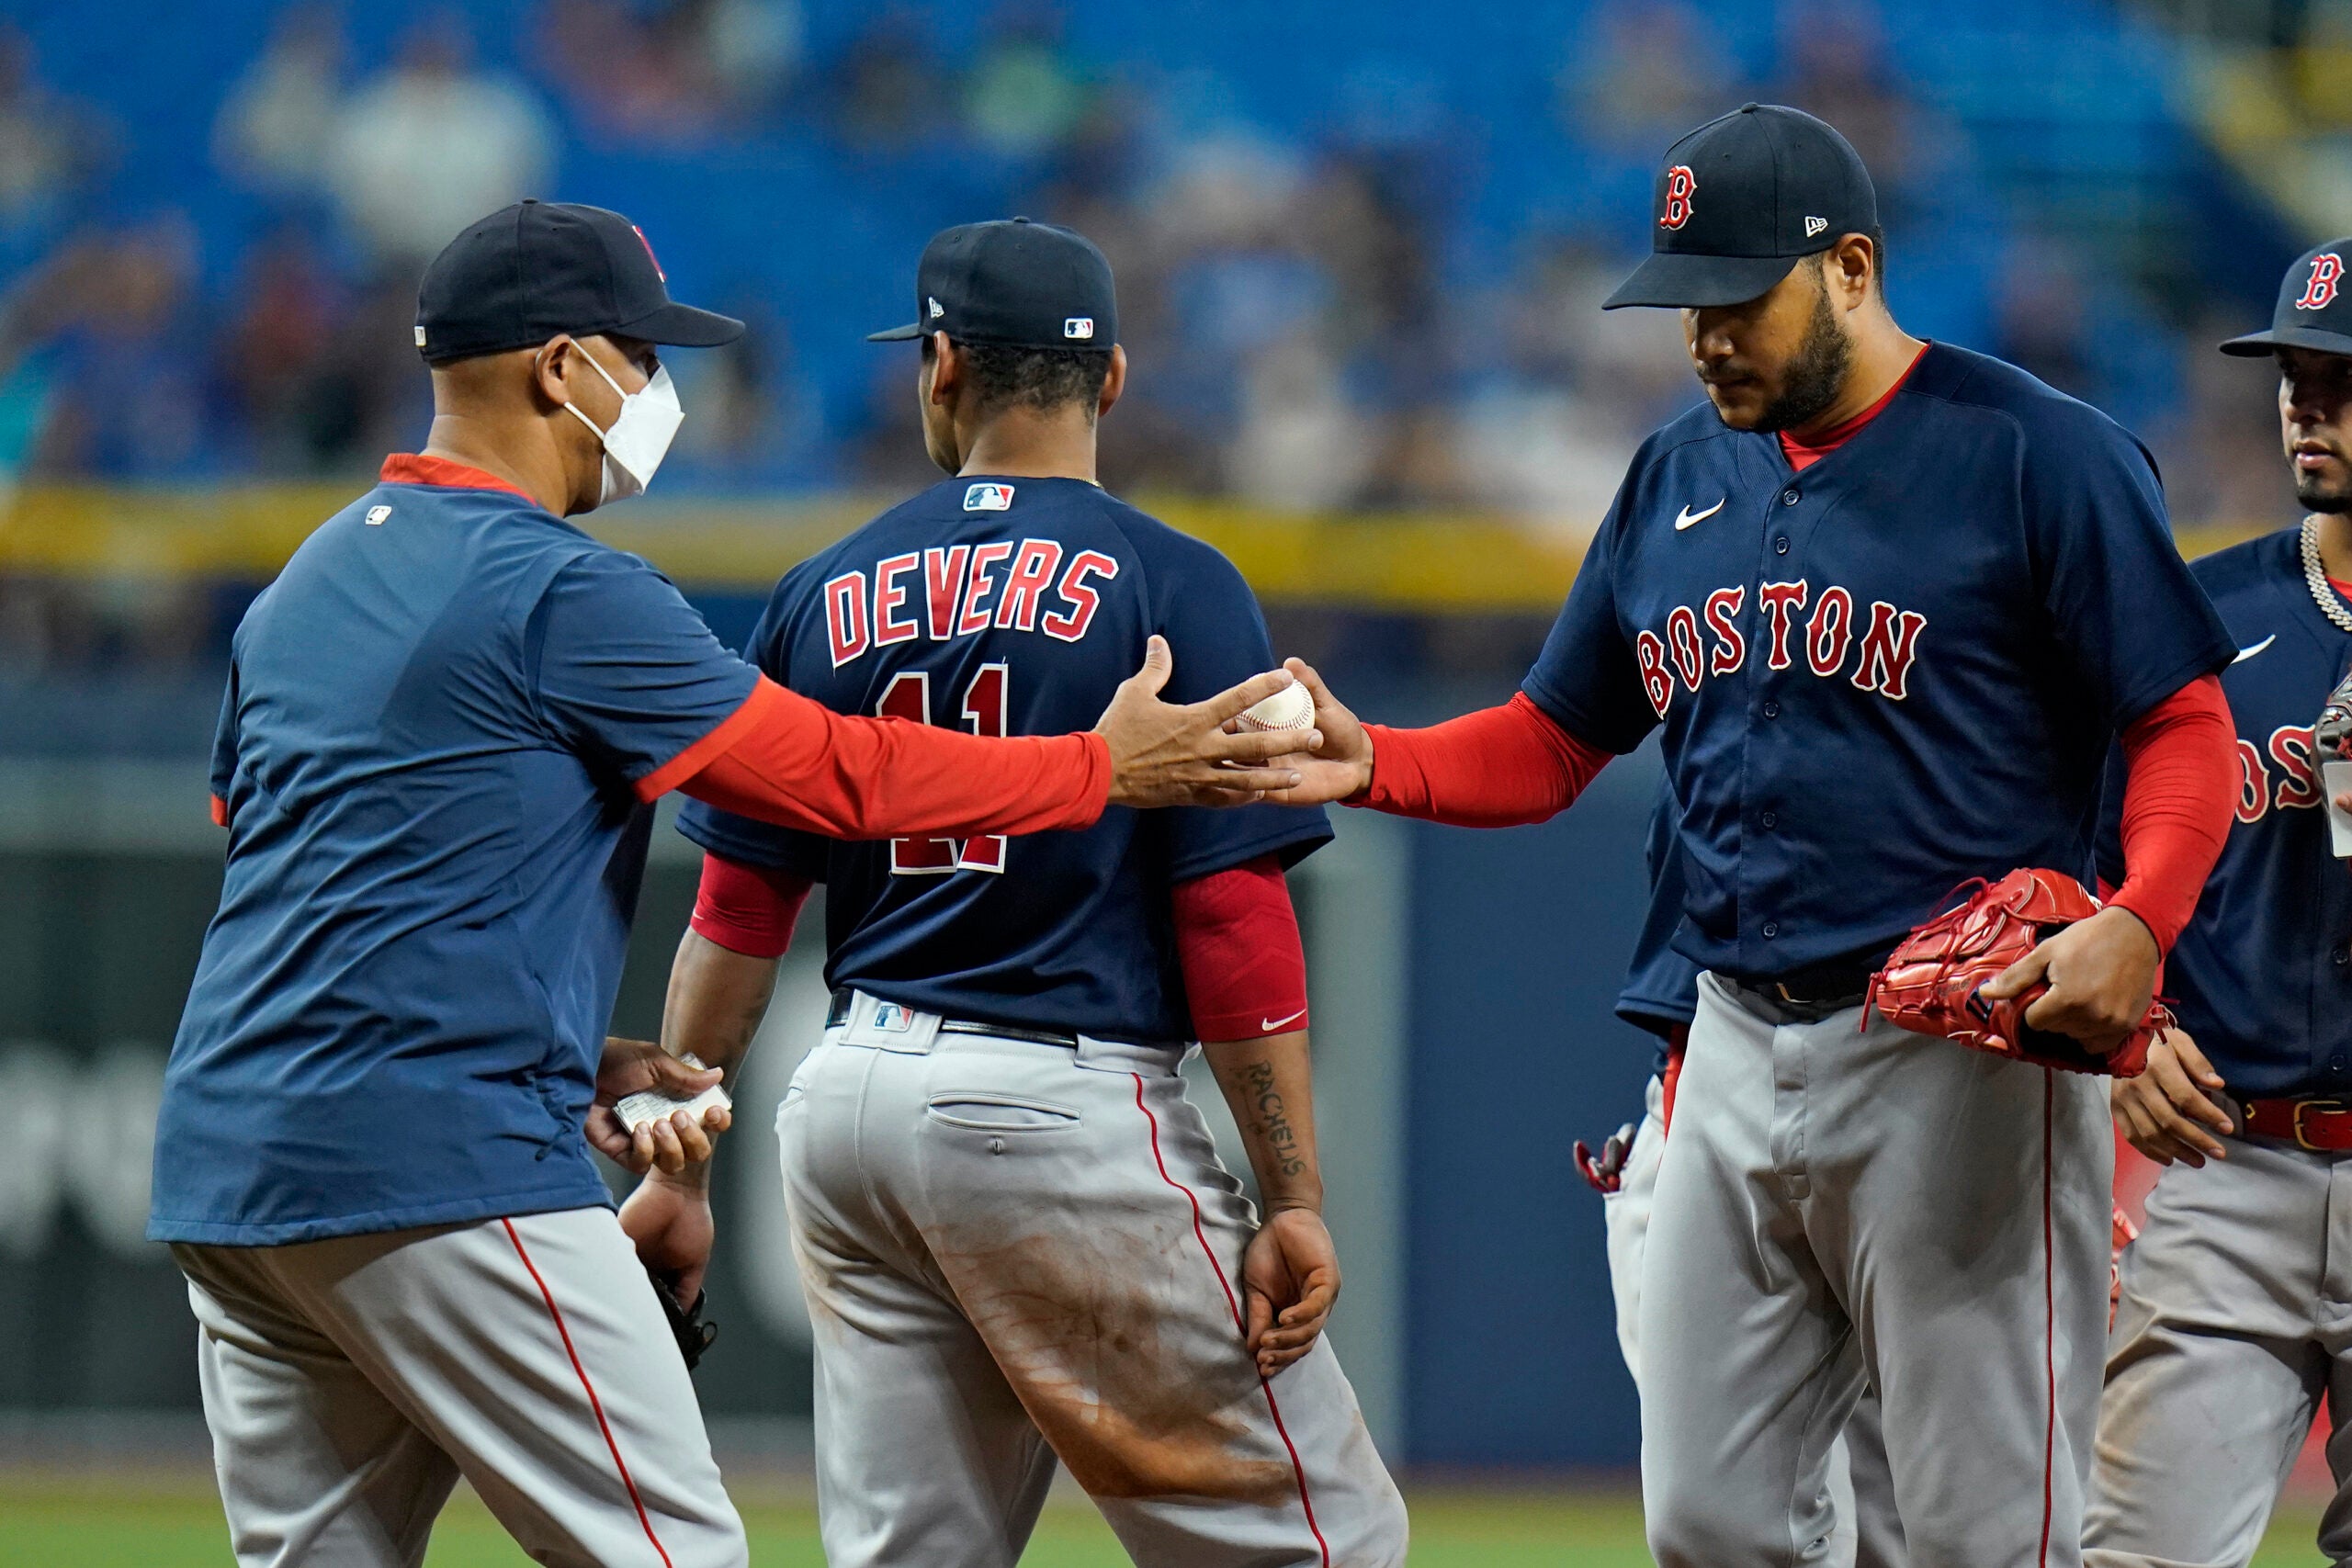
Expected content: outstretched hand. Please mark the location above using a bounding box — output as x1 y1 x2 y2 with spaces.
586 1037 730 1176
1981 905 2160 1055
1241 1207 1341 1377
1246 659 1375 807
1096 636 1315 808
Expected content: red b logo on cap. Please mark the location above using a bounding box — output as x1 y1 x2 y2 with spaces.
1659 165 1697 231
2297 253 2343 311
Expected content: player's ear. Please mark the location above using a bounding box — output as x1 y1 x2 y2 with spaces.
1098 344 1126 421
1829 235 1872 309
532 335 577 412
927 331 960 406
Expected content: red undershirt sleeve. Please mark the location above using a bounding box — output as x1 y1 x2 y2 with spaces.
1171 854 1308 1043
2106 672 2236 953
688 852 815 961
660 675 1112 840
1358 691 1613 827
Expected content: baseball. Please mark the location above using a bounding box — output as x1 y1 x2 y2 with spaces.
1238 675 1316 733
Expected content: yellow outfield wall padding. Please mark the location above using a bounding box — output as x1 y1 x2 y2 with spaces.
0 483 2275 612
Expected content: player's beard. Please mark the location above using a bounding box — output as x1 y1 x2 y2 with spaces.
1753 281 1852 434
2295 461 2352 514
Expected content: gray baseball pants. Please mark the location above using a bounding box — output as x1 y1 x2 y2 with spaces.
1603 1071 1907 1568
1641 974 2111 1568
2086 1131 2352 1565
779 991 1408 1567
173 1205 745 1568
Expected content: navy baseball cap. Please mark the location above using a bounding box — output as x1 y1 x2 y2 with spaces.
868 218 1116 350
414 199 743 364
2220 238 2352 357
1604 104 1880 310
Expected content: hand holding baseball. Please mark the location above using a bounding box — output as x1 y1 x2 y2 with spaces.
1095 637 1315 808
1246 659 1375 807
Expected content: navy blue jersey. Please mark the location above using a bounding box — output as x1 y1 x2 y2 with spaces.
678 475 1330 1042
2096 526 2352 1099
153 465 758 1246
1526 342 2235 983
1616 774 1701 1039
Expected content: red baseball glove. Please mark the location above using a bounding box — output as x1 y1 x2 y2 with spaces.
1866 868 2167 1077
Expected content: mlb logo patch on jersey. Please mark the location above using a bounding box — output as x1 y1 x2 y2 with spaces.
872 1001 913 1032
365 505 391 526
1063 317 1094 340
964 482 1016 512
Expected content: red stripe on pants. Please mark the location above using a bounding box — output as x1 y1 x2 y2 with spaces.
1129 1073 1332 1568
501 1217 677 1568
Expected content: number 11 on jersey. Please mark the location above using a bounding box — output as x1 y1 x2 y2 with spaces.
876 664 1010 875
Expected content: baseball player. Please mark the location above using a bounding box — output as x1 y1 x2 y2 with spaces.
1269 105 2243 1567
2084 240 2352 1566
146 201 1312 1568
1587 781 1906 1568
625 218 1407 1567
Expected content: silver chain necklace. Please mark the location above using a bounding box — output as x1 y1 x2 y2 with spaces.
2303 515 2352 634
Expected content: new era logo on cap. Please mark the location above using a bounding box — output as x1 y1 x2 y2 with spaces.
1063 316 1094 339
964 482 1015 511
1804 215 1827 237
928 296 944 319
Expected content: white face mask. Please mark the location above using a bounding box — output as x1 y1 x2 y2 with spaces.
560 345 684 503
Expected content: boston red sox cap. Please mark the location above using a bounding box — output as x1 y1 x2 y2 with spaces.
868 217 1116 350
1604 104 1880 310
2220 238 2352 357
414 198 743 364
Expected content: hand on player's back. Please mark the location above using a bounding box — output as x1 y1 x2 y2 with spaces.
587 1037 731 1175
1245 659 1374 807
1982 904 2161 1055
1097 636 1317 808
2111 1028 2232 1167
1242 1206 1341 1376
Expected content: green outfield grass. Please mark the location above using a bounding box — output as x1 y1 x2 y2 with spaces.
0 1472 2331 1564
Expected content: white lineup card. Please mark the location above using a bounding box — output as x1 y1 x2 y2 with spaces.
615 1053 732 1134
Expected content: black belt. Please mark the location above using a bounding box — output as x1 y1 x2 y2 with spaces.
1753 951 1887 1010
825 988 1080 1049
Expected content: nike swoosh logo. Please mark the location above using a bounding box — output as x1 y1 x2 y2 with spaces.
2233 634 2276 663
1674 498 1725 530
1261 1007 1308 1032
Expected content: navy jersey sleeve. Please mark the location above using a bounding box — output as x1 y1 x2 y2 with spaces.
1148 535 1333 882
2021 415 2235 728
673 570 831 880
1520 483 1659 753
529 551 760 788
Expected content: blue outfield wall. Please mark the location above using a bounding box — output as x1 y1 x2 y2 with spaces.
1404 739 1664 1468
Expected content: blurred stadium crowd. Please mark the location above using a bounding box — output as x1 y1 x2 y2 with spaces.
0 0 2346 685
